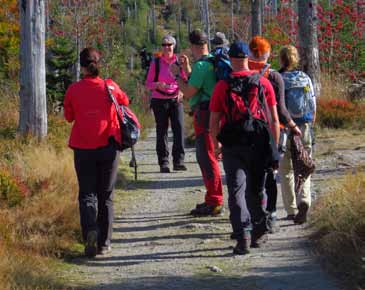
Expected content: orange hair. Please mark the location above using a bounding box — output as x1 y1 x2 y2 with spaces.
249 36 271 58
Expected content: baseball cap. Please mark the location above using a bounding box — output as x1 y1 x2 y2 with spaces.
228 41 249 58
189 29 208 45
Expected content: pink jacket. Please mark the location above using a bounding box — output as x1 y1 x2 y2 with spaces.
145 54 186 99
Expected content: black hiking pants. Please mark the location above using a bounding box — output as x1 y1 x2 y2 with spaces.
74 142 119 248
222 145 269 239
151 98 185 167
265 169 278 214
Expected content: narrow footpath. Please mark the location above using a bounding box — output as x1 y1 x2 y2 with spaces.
68 129 340 290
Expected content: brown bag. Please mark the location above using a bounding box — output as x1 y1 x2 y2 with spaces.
290 134 315 195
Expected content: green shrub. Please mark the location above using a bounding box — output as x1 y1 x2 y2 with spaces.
0 170 28 207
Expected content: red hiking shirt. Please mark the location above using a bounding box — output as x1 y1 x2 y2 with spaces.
64 76 129 149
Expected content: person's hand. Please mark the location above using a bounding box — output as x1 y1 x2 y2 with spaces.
178 54 190 72
214 143 222 160
177 91 184 103
291 125 302 137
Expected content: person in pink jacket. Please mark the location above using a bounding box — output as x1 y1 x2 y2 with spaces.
145 35 187 173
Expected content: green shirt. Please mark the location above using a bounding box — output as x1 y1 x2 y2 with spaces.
188 54 217 110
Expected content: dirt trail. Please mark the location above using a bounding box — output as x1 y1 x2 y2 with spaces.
68 129 341 290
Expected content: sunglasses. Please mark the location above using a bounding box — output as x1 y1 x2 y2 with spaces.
162 43 173 47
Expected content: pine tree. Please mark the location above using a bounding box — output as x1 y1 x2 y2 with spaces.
46 37 75 111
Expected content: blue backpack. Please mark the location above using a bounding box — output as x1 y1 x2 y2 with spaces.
202 47 232 81
281 71 315 121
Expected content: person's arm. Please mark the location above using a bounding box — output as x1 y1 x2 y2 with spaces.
269 105 280 145
272 71 301 136
178 54 192 76
64 87 74 122
209 111 223 156
262 77 280 144
175 77 198 99
171 61 203 99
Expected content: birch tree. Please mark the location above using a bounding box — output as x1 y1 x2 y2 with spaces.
251 0 262 36
298 0 321 97
19 0 47 139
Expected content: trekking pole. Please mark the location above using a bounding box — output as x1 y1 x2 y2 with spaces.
130 145 137 181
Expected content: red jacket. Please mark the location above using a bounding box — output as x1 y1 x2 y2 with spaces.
64 76 129 149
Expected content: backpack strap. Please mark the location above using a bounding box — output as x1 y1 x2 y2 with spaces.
225 70 267 123
154 57 160 82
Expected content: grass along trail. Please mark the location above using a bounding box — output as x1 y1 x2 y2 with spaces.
66 129 340 290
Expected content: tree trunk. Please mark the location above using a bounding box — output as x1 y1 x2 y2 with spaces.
251 0 262 36
272 0 278 16
298 0 321 97
19 0 47 139
152 1 156 45
231 0 234 40
203 0 211 50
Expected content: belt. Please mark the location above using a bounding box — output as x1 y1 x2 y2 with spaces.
156 88 178 96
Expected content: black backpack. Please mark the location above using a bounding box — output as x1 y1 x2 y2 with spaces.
217 73 279 169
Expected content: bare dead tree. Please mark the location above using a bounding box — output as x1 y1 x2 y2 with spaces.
19 0 48 139
251 0 262 36
298 0 321 97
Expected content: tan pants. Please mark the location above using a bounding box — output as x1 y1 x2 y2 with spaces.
279 123 312 215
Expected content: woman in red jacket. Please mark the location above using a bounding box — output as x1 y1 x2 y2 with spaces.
64 47 129 257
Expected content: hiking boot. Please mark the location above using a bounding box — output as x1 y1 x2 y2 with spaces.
233 239 250 255
251 226 268 248
84 230 97 258
294 202 309 225
284 214 295 221
97 245 112 255
173 164 187 171
190 204 224 217
230 232 238 240
251 233 268 248
160 165 170 173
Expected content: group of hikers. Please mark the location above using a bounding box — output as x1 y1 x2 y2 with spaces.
64 29 316 258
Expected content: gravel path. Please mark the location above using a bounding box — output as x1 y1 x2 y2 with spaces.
68 129 341 290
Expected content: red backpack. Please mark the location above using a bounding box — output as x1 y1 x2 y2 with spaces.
217 72 279 169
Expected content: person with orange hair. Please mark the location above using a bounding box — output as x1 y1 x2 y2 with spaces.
248 36 301 232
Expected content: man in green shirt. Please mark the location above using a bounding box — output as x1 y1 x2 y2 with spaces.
171 30 224 216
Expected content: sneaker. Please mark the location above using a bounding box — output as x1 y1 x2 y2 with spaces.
173 164 187 171
294 202 309 225
190 204 224 217
84 230 97 258
97 245 112 255
160 166 170 173
233 239 250 255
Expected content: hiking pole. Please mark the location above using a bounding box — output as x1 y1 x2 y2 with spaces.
129 145 138 181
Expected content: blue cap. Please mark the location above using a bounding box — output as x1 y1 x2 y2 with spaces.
228 41 249 58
